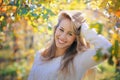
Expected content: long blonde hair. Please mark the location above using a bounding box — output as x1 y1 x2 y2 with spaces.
42 12 89 73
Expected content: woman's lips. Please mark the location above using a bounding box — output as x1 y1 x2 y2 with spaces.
58 39 65 44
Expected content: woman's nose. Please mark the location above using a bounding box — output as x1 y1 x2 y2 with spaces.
59 33 67 40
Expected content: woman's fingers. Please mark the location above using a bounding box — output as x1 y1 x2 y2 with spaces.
72 12 81 18
72 12 85 24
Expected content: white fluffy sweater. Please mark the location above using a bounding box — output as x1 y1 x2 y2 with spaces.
28 23 112 80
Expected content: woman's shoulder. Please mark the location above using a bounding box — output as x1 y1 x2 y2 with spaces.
36 48 45 55
34 48 45 61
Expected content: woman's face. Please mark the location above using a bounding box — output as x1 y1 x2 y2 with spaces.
55 18 76 50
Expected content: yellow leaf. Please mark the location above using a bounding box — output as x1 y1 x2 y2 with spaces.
92 56 99 61
33 27 38 32
112 33 118 40
0 16 4 21
43 10 47 14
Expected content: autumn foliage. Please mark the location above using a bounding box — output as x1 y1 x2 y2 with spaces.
0 0 120 80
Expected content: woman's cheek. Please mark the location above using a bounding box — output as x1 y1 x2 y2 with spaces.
68 36 76 43
56 30 62 36
55 30 61 38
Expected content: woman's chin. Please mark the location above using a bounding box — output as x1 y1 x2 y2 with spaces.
56 45 65 49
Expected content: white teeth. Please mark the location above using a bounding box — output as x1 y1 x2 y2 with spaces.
58 39 65 44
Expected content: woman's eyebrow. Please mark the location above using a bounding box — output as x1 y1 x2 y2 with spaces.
59 26 64 29
60 26 74 33
68 31 74 34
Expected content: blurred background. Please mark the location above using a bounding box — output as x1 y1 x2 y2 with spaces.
0 0 120 80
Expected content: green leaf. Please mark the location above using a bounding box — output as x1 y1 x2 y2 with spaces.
0 20 7 31
98 23 103 34
108 55 114 65
96 48 103 57
114 40 119 58
18 7 29 15
93 48 103 61
43 14 48 19
31 12 39 19
21 8 28 15
16 0 21 7
108 46 113 54
46 8 55 16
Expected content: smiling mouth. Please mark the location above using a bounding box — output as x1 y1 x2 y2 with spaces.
58 39 66 44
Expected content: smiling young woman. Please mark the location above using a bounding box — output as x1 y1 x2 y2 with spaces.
55 18 76 57
28 10 112 80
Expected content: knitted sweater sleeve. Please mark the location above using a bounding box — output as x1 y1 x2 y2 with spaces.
74 22 112 69
28 51 41 80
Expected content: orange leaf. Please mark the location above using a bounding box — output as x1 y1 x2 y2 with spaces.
1 6 7 12
12 6 17 12
115 10 120 17
0 0 2 5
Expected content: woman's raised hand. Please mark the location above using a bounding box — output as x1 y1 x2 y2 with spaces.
72 12 85 28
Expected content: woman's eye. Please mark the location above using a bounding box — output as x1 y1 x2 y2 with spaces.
68 33 73 36
59 28 64 32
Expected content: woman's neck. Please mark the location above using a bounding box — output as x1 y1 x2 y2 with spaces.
55 48 66 57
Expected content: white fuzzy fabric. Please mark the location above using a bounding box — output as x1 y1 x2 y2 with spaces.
28 23 112 80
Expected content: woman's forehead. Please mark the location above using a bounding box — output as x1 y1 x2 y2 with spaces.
59 19 73 27
59 19 76 32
